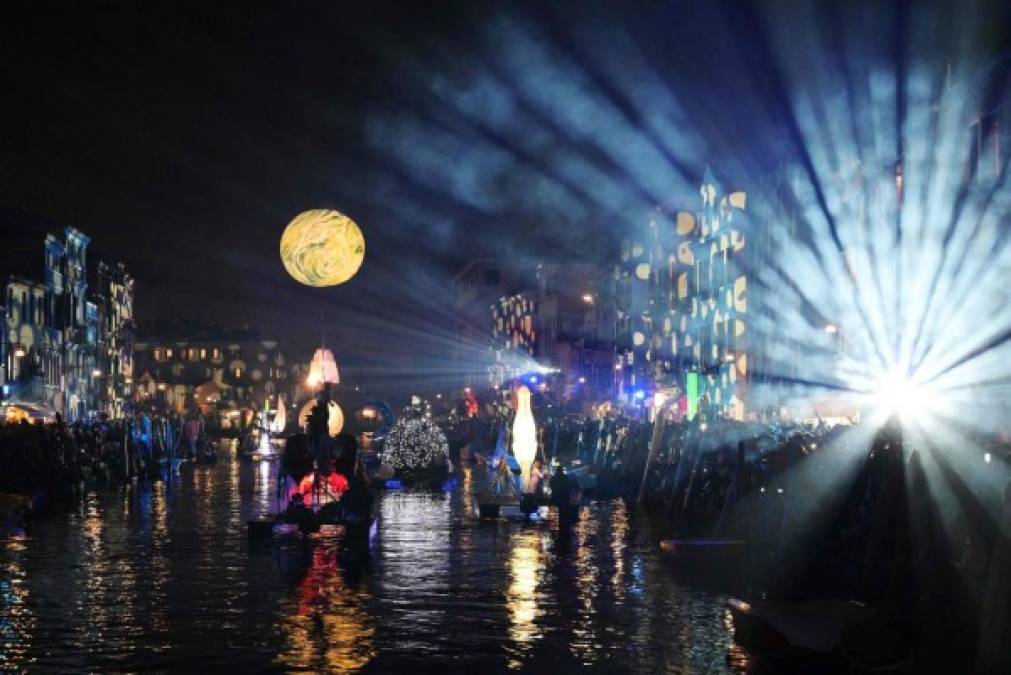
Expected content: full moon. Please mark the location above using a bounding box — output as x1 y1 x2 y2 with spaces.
279 209 365 287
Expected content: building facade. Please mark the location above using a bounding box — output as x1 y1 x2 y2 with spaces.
483 262 614 402
132 323 310 426
612 168 749 418
1 215 134 422
489 290 538 388
453 259 532 388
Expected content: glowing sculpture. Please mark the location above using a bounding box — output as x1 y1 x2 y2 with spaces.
327 401 344 437
297 399 344 436
382 417 448 471
308 348 340 385
512 385 537 493
270 398 287 434
280 209 365 287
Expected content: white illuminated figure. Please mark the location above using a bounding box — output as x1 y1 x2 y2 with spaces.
512 385 537 493
270 398 287 434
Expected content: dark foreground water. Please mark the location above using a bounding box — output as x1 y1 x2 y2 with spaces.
0 444 747 673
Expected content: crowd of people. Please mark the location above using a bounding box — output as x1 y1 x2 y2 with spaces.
0 411 219 508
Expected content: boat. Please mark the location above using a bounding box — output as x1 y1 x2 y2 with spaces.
194 439 217 464
249 466 377 547
566 461 597 493
241 427 281 461
726 598 912 673
0 493 31 540
659 538 747 569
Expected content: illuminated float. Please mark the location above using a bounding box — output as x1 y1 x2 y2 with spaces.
250 349 375 545
307 347 340 387
380 416 449 486
511 385 537 493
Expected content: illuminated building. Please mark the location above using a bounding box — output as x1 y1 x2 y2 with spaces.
90 261 135 418
454 260 507 388
673 169 749 420
0 209 133 421
489 291 537 388
454 259 531 388
613 168 748 419
484 262 613 400
533 263 614 400
613 209 679 404
132 321 310 423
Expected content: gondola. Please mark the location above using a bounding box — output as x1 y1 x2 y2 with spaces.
239 427 282 461
659 538 747 570
248 432 377 547
726 598 912 673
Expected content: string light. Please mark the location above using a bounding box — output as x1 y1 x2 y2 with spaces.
382 417 449 471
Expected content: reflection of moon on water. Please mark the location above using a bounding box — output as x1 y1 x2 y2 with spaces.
280 209 365 287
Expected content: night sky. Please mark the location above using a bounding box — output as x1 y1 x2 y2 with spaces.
2 1 1008 390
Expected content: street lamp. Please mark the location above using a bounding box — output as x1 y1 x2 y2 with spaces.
582 293 595 305
14 347 26 358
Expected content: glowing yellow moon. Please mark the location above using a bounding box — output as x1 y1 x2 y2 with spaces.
280 209 365 286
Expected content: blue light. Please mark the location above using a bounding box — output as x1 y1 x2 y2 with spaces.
528 375 538 384
633 390 646 400
385 480 403 489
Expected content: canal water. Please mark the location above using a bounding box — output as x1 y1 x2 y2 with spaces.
0 444 750 673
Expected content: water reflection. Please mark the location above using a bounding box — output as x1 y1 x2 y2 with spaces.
0 540 34 671
506 531 543 654
275 544 376 671
0 446 738 672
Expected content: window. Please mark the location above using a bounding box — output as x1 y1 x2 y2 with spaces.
166 348 173 358
200 348 207 359
212 348 221 359
154 349 163 362
234 368 242 378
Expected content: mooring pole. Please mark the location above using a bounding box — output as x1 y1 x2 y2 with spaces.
638 399 671 505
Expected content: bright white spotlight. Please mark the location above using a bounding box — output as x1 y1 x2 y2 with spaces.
873 371 933 422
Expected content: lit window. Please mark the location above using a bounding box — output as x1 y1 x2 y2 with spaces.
200 349 207 359
166 348 173 358
212 348 221 359
154 349 162 361
234 368 241 378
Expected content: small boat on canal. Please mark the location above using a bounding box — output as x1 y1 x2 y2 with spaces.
659 538 747 570
726 597 912 673
0 493 32 540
